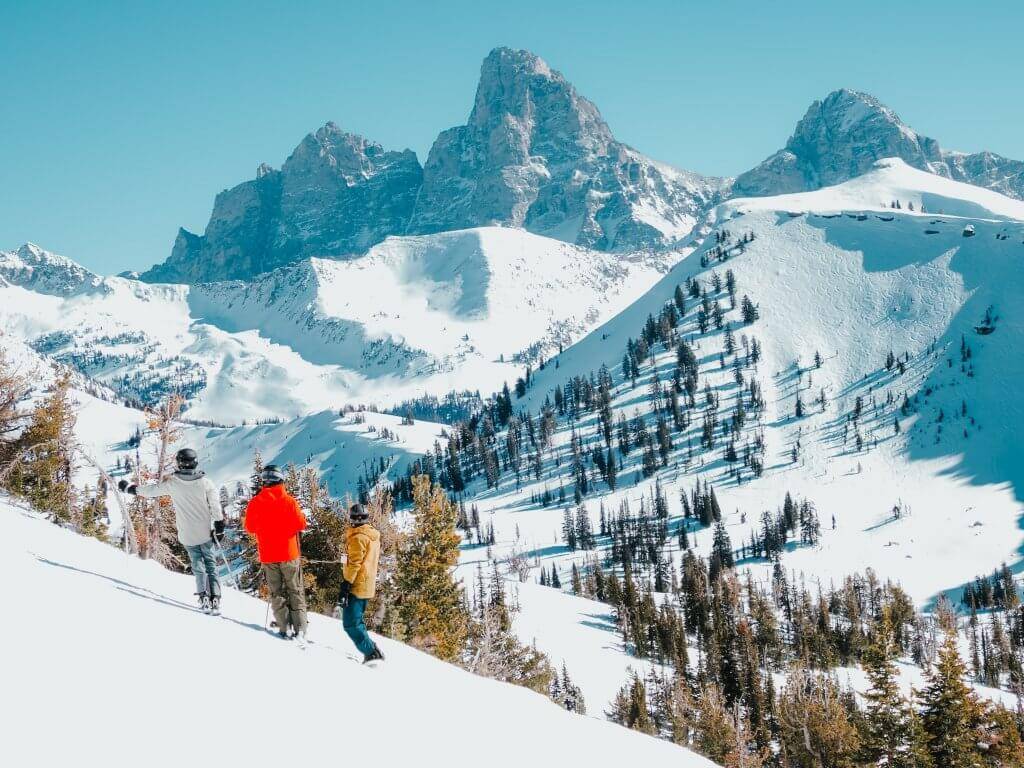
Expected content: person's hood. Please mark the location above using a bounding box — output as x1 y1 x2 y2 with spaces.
347 523 380 542
174 469 206 481
258 483 290 500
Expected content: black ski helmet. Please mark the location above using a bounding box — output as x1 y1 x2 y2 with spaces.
175 448 199 471
261 464 285 486
349 502 369 524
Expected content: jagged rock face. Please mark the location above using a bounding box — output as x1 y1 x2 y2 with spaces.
0 243 102 295
143 48 721 284
409 47 721 251
142 124 422 283
735 89 1024 200
945 150 1024 201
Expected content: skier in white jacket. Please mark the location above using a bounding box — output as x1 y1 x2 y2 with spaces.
118 448 226 613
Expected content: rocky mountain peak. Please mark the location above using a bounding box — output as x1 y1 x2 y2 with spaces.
287 122 411 180
734 88 1024 200
407 48 720 250
468 47 613 152
0 243 100 295
140 124 423 284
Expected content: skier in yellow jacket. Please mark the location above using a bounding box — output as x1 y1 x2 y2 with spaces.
335 503 384 664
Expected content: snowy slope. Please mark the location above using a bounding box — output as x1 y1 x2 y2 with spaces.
0 227 676 422
189 227 676 390
2 497 713 767
461 159 1024 608
508 578 666 711
725 158 1024 222
429 160 1024 716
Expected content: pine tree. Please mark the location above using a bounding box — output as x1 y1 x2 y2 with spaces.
131 394 185 566
396 475 468 661
694 684 737 764
9 374 77 524
552 663 587 714
570 562 582 595
607 672 655 734
562 507 578 550
295 466 349 613
741 295 759 324
0 347 30 455
918 631 983 768
550 565 562 589
710 521 734 581
778 668 860 768
860 629 932 768
465 563 554 695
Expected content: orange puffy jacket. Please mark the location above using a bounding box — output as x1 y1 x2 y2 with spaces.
243 484 306 563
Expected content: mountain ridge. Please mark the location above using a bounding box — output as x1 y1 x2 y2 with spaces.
734 87 1024 199
139 47 724 284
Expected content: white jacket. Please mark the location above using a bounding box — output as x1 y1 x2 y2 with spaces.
135 471 224 547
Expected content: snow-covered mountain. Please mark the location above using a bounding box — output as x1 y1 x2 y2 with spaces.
0 242 103 295
469 158 1024 606
0 228 677 421
733 88 1024 199
407 47 724 252
142 48 723 284
143 125 423 283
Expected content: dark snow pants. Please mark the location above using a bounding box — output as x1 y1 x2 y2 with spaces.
263 558 308 633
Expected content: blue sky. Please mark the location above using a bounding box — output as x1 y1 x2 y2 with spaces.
3 0 1022 274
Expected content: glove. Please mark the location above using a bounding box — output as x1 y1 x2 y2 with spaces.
332 604 343 620
117 480 129 492
337 580 352 609
213 520 225 536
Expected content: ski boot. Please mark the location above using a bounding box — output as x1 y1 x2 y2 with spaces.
210 595 221 616
363 645 385 666
198 593 212 614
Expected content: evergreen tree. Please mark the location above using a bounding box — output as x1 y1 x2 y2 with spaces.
9 374 77 524
741 295 759 324
396 475 469 661
694 683 738 764
710 521 734 581
918 632 983 768
295 466 349 613
778 668 860 768
562 507 578 550
570 562 582 594
607 672 656 734
860 630 932 768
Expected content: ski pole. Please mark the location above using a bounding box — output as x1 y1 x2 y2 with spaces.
213 535 240 590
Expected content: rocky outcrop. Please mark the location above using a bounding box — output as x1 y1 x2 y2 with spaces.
734 88 1024 200
143 48 722 283
409 47 723 251
0 243 102 295
141 125 422 283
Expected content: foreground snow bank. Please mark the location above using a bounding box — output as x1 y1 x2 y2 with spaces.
2 497 712 767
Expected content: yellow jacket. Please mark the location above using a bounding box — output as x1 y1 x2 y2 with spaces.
343 524 381 599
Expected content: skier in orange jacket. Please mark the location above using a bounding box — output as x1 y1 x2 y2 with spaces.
244 465 308 640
